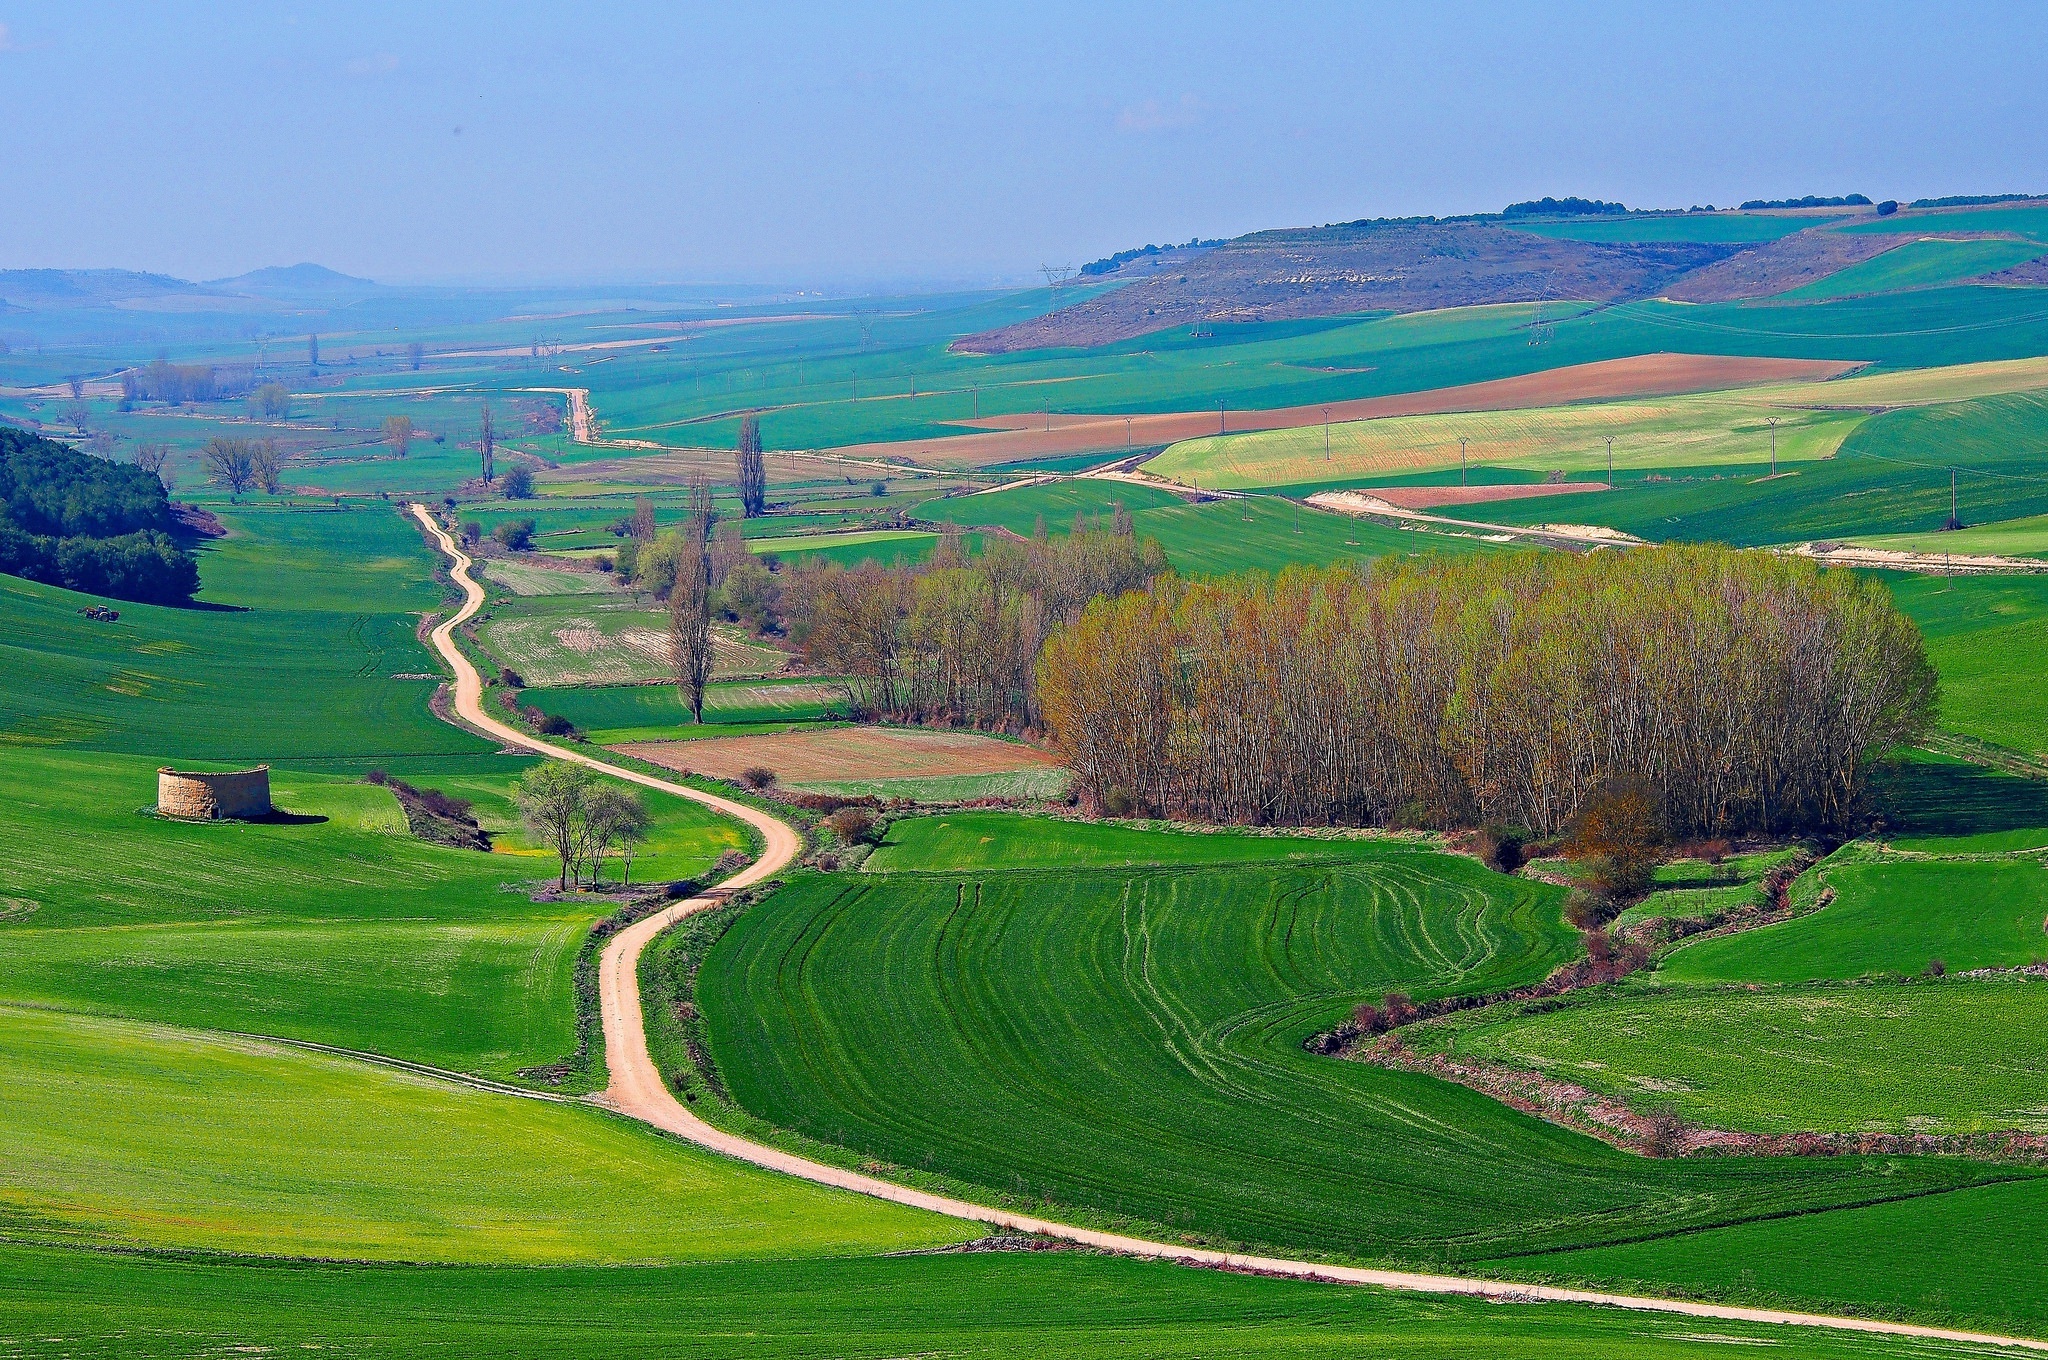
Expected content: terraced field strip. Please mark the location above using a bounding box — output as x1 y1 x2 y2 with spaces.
408 505 2048 1350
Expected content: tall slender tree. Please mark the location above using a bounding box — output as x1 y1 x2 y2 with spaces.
478 402 496 485
736 413 767 517
668 519 715 723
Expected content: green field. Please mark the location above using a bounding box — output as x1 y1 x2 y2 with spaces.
1414 979 2048 1134
1147 390 1866 490
0 1006 961 1262
528 677 849 741
1517 1175 2048 1334
477 591 790 687
1890 574 2048 759
1779 237 2047 301
1854 511 2048 558
1464 391 2048 548
1661 848 2048 983
0 505 743 1078
701 818 2007 1278
0 1241 1942 1360
918 479 1498 573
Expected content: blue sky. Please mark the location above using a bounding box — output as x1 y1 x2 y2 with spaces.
1 1 2043 287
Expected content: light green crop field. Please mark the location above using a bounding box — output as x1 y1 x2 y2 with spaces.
484 556 619 595
1414 979 2048 1134
1661 848 2048 983
0 1242 1937 1360
798 767 1073 801
1147 391 1867 490
703 823 2005 1273
478 592 790 687
1779 237 2047 301
0 1006 962 1263
528 677 848 742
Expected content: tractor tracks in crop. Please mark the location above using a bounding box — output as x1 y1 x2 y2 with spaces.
401 500 2048 1353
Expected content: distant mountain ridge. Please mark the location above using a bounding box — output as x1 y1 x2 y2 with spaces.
0 264 381 312
208 263 381 295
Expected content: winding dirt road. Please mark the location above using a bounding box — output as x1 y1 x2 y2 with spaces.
410 502 2047 1352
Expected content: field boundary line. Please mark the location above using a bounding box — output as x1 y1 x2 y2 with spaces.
220 1032 579 1103
408 501 2048 1353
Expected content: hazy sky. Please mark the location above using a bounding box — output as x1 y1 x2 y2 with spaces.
2 1 2044 287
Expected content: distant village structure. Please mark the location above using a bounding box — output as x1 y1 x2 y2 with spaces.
157 766 271 820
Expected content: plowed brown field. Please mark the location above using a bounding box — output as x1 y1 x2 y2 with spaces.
828 353 1863 468
619 725 1058 784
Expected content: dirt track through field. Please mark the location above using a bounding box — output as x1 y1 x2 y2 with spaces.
409 502 2048 1352
822 353 1864 467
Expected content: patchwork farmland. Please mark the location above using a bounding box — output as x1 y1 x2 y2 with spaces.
13 128 2048 1358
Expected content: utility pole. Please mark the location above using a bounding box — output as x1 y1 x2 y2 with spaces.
1324 407 1331 461
1460 437 1468 489
973 384 980 419
1218 402 1226 436
1767 417 1778 475
1951 466 1960 529
1606 436 1614 490
1125 416 1132 449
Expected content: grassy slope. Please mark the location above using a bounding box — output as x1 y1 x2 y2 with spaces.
1416 979 2048 1134
0 1242 1930 1360
1778 238 2046 301
1660 850 2048 983
1510 1176 2048 1336
0 1006 961 1263
0 506 740 1076
702 818 2005 1274
1890 573 2048 758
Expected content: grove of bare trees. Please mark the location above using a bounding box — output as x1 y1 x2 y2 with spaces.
787 514 1166 729
1036 548 1935 836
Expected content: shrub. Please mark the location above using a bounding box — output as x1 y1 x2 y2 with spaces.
1927 957 1947 978
492 518 537 551
499 667 525 688
501 464 534 499
536 712 577 737
1566 780 1665 905
1474 825 1524 874
739 766 778 790
364 768 389 785
594 555 614 573
826 806 877 845
1101 786 1135 818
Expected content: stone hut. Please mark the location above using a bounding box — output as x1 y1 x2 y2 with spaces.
157 766 271 820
